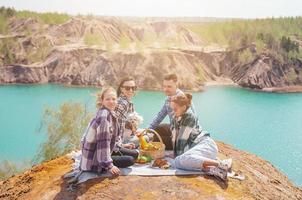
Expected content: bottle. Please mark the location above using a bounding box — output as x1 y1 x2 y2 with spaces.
138 133 148 150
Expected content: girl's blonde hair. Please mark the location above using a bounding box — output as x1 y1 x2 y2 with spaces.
96 87 117 108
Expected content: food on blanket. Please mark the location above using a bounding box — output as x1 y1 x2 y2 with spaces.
152 158 171 169
136 155 152 164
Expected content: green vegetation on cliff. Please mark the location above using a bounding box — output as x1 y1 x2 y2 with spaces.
0 6 70 27
185 17 302 61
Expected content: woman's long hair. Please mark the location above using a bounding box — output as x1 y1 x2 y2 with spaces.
171 93 192 110
117 76 135 97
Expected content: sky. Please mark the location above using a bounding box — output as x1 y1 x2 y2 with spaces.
0 0 302 18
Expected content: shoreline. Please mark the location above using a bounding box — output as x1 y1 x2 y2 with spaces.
261 86 302 93
1 81 302 94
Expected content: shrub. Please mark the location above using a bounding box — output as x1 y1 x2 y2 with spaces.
84 33 104 46
16 10 70 25
35 102 92 163
0 160 17 180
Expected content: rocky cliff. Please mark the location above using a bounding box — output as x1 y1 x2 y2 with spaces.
1 16 302 92
0 141 301 200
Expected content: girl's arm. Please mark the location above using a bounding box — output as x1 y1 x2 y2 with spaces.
96 117 114 170
181 114 200 144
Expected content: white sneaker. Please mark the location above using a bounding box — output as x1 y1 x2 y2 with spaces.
218 158 232 171
208 167 228 182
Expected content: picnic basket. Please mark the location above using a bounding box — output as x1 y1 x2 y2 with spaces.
139 129 166 159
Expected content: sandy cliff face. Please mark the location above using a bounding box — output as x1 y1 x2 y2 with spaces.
0 142 301 200
183 47 302 91
0 47 219 91
235 55 302 89
1 16 302 91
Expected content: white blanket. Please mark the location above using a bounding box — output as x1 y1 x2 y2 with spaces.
65 151 244 184
66 151 205 184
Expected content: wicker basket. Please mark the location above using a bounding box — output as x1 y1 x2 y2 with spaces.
139 129 166 159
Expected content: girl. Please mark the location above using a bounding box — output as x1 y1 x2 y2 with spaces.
80 87 134 176
170 94 232 181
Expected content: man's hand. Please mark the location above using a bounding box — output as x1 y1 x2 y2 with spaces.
134 128 145 137
131 123 138 133
123 143 135 149
109 166 120 176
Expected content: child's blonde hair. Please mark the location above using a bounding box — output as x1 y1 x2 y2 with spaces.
96 87 116 108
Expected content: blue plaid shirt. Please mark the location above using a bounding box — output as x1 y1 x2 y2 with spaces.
148 89 195 129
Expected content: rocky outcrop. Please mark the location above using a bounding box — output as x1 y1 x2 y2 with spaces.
235 55 302 90
1 47 222 91
0 142 301 200
1 16 302 92
183 47 302 91
0 64 48 84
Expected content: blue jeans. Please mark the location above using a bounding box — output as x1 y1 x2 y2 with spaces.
174 136 218 171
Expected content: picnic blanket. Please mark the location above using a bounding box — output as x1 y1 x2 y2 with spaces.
65 151 244 184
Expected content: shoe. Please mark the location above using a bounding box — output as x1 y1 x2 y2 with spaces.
208 167 228 182
218 158 232 171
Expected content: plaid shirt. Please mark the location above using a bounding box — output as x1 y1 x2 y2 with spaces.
170 109 206 157
114 94 134 146
149 88 195 129
80 107 120 172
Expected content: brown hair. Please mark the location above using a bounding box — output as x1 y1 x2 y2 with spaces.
171 93 192 110
96 87 116 108
164 73 178 82
117 76 135 97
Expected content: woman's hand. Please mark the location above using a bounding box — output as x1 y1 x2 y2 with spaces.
109 166 120 176
131 123 138 133
123 143 135 149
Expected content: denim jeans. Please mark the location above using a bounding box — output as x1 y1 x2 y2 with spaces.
111 147 138 168
174 136 218 171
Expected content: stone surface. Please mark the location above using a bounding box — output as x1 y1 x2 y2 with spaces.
1 17 302 92
1 142 301 200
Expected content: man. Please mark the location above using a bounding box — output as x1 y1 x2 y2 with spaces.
148 73 195 150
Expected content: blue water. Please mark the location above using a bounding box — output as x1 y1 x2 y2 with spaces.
0 84 302 186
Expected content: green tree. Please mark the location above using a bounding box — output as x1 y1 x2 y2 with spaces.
0 38 16 64
280 36 299 53
0 6 16 18
119 35 131 50
35 102 93 163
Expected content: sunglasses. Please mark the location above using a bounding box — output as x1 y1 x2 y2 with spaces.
123 86 137 91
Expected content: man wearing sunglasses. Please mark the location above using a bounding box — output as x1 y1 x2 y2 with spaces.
148 73 195 150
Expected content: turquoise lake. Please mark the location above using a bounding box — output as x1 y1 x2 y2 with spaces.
0 84 302 186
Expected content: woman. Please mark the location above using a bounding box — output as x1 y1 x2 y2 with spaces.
170 94 232 181
113 77 140 159
80 87 134 176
